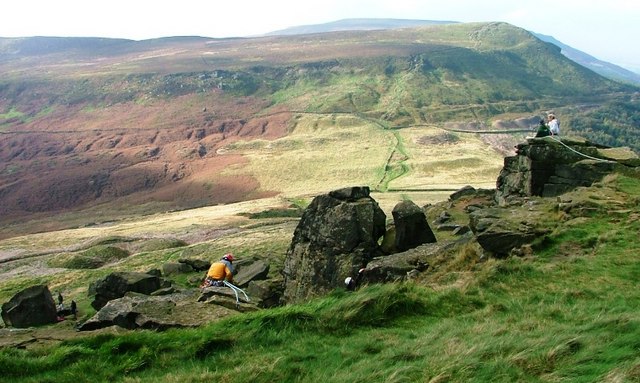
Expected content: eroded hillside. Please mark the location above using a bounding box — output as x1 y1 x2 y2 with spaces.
1 22 638 237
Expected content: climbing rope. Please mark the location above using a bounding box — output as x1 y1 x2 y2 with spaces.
546 136 616 163
223 281 250 307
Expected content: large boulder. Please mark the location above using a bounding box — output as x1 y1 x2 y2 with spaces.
392 200 436 252
282 186 386 303
1 285 58 328
495 137 638 204
90 272 167 310
468 206 551 257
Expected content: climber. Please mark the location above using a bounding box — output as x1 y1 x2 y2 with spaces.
201 253 236 288
547 113 560 136
535 119 550 138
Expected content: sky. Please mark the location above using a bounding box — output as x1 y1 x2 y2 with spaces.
2 0 639 73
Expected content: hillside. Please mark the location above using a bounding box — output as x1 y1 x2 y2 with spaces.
0 163 639 381
264 17 640 86
1 22 639 237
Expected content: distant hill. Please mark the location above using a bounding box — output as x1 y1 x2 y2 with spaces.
0 36 133 56
265 18 640 86
0 22 639 234
533 33 640 85
264 18 458 36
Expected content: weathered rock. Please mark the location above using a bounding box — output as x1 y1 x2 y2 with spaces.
178 258 211 272
90 272 167 311
452 225 471 236
246 279 284 308
328 186 372 201
468 207 550 257
362 241 462 283
1 285 58 328
496 137 638 204
151 287 180 296
392 200 436 252
146 269 162 277
283 186 386 303
464 204 484 213
78 289 252 331
596 146 640 166
543 161 619 197
433 211 452 225
198 287 257 312
233 260 270 287
449 185 476 201
436 223 460 232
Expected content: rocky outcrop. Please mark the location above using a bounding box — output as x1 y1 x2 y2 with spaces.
83 257 273 324
282 186 386 303
78 288 256 331
392 200 436 252
1 285 58 328
468 206 551 257
90 272 169 310
496 137 639 204
361 236 476 284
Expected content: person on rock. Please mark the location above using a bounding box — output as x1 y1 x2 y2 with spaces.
201 253 236 287
535 119 551 138
547 113 560 136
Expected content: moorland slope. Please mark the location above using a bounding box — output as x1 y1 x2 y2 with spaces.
1 22 639 237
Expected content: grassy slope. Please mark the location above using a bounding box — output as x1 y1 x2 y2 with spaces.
0 176 639 382
2 22 639 234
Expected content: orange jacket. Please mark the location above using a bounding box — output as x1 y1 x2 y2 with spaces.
206 261 233 282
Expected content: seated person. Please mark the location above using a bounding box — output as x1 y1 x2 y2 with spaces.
535 119 550 137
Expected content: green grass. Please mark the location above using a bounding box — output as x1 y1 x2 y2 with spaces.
0 107 26 128
47 245 130 269
2 185 640 382
238 207 303 219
